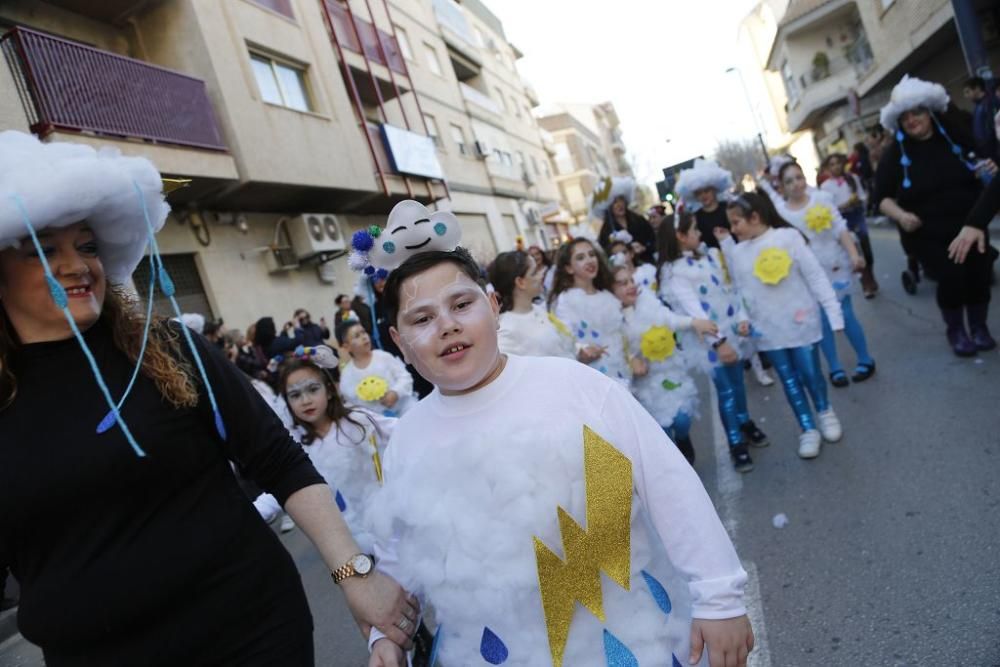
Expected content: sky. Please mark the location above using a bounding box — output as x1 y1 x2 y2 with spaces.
492 0 762 189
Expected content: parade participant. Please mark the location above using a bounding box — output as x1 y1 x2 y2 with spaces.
488 250 576 359
0 131 416 665
778 162 876 386
676 159 735 250
875 75 997 356
720 192 845 459
344 199 754 667
658 214 770 472
337 320 416 417
612 259 716 464
527 244 556 297
548 238 631 386
254 346 394 553
594 176 656 262
820 153 879 297
608 229 658 300
335 293 362 325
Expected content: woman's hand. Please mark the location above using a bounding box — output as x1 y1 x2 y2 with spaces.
716 341 739 365
369 638 406 667
948 225 987 264
692 318 719 339
689 615 754 667
897 211 922 233
736 321 751 337
341 572 420 649
630 356 649 377
976 159 998 178
380 390 399 408
577 345 607 364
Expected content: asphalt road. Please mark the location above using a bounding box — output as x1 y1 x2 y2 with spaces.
2 227 999 667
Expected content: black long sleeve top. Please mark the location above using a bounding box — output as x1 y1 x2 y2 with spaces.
0 319 324 664
694 206 731 249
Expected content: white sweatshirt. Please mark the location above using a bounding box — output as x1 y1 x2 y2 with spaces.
776 190 855 299
819 174 867 209
552 288 630 387
498 304 576 359
720 227 844 351
339 349 416 417
368 354 747 666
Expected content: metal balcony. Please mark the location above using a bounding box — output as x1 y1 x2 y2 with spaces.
324 1 406 75
1 27 227 151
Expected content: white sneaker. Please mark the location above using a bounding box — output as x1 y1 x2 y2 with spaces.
798 430 821 458
750 354 775 387
817 409 843 442
279 515 296 533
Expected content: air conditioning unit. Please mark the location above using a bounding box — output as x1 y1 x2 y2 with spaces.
264 246 300 274
287 213 346 259
473 140 490 158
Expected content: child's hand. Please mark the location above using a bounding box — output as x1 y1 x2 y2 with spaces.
630 356 649 377
380 390 399 408
713 227 731 242
692 319 718 339
851 255 866 271
369 638 406 667
689 615 754 667
737 321 751 337
716 341 739 365
577 345 606 364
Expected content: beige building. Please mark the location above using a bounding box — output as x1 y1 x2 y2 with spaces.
765 0 1000 158
0 0 561 331
536 101 634 224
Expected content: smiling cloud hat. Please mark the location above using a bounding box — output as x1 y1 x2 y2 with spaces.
879 75 949 131
0 130 169 284
676 159 734 208
348 200 462 278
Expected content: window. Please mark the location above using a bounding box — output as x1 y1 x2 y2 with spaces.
395 26 413 61
511 96 521 117
424 43 443 76
531 155 540 175
516 150 525 167
450 124 468 155
781 60 799 104
423 114 442 148
473 27 485 47
249 0 294 19
494 87 507 112
250 53 312 111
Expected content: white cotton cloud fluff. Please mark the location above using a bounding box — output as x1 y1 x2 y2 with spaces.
589 176 637 220
879 75 949 131
0 131 169 284
676 159 734 207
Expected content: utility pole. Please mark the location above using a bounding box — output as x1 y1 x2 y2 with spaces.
952 0 993 80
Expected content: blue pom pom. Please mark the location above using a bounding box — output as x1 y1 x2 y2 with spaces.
158 266 175 297
952 145 962 155
364 266 375 275
352 230 374 252
373 268 389 281
895 130 904 142
902 177 912 189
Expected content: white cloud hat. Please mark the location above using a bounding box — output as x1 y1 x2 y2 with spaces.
879 75 949 131
676 159 734 206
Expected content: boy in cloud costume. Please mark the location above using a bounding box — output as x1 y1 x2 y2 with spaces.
352 201 754 667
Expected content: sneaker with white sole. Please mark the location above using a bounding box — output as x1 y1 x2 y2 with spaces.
279 515 296 533
797 430 821 458
749 354 775 387
817 409 843 442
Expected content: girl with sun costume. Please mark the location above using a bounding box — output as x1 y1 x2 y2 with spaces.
609 255 715 465
346 200 753 667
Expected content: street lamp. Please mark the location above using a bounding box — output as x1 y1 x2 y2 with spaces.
725 66 770 165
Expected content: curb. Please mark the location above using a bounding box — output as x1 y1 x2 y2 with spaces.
0 608 17 646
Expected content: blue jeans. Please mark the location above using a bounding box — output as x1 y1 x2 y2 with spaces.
764 345 828 432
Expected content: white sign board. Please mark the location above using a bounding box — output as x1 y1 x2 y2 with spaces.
380 124 445 180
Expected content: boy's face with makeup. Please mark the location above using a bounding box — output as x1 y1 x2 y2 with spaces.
389 262 501 394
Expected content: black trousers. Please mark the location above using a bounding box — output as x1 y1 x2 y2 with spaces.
910 234 995 310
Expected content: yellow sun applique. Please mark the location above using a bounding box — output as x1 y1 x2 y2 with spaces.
356 375 388 402
753 247 793 285
548 312 573 339
804 204 833 233
640 325 676 362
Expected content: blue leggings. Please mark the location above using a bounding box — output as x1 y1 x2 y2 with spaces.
711 364 749 448
666 411 692 442
820 295 873 375
765 345 828 432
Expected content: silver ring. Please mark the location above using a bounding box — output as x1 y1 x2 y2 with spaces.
396 617 411 632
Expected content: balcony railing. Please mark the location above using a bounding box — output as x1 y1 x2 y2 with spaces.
1 27 227 151
459 82 502 116
845 33 875 78
324 1 405 75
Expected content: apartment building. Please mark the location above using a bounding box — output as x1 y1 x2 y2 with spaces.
765 0 1000 156
0 0 560 330
536 102 634 224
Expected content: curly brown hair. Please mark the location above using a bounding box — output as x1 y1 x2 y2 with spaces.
0 287 199 411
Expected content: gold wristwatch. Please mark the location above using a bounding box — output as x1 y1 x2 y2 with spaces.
331 553 375 584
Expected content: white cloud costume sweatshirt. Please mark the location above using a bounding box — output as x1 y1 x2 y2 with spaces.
368 355 747 666
497 304 576 359
552 288 630 387
774 190 856 299
340 349 416 417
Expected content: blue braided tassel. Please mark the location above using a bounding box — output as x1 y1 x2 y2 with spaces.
931 113 977 171
10 194 146 457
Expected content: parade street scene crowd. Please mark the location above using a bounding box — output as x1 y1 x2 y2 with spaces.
1 0 1000 666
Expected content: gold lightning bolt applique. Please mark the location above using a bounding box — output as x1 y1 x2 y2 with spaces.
533 426 632 667
370 434 384 486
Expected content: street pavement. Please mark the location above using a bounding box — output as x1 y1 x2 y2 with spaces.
2 227 999 667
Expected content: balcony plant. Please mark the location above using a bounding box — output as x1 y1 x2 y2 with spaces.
811 51 830 81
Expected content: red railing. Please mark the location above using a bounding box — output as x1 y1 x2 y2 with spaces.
324 1 406 74
1 27 227 151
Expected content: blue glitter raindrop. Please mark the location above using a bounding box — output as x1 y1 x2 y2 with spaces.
335 490 346 512
699 285 708 295
581 321 589 329
577 330 586 339
641 570 672 615
591 330 599 339
480 627 508 664
434 222 448 236
700 301 711 313
603 629 639 667
727 305 735 317
708 350 718 363
672 655 684 667
686 257 694 266
711 275 720 286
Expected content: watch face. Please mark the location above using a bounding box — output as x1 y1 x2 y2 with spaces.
351 554 373 575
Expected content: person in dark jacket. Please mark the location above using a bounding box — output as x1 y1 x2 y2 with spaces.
598 196 656 262
963 76 999 161
292 308 329 346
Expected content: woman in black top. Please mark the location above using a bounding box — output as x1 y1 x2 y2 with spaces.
875 76 998 356
598 196 656 263
0 132 417 665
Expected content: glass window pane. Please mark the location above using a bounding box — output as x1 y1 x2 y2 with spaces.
275 63 310 111
396 27 413 60
251 56 283 105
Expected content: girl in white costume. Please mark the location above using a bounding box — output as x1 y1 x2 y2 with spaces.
253 347 393 552
548 238 631 387
657 213 770 472
337 320 416 417
608 230 658 300
488 250 576 359
718 192 845 459
776 162 876 388
611 261 715 464
346 200 753 666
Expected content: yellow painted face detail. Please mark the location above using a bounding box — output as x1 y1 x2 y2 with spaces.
805 204 834 233
356 375 388 402
548 312 573 339
753 247 793 285
640 325 675 362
